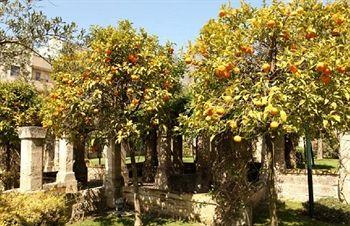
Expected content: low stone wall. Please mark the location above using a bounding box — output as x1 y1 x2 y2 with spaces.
70 186 106 221
87 166 105 182
277 170 339 201
124 186 217 225
123 185 266 226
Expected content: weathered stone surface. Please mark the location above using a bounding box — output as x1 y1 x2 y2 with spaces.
277 172 339 201
339 133 350 203
53 138 60 171
18 127 47 192
18 126 47 139
104 140 125 208
70 186 106 222
123 186 264 226
56 138 77 193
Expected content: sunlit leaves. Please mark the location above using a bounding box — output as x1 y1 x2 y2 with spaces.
182 0 350 140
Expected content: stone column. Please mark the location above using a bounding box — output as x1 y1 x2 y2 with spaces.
254 136 264 163
121 142 129 185
18 126 47 192
53 138 60 171
339 133 350 203
43 140 55 172
56 137 77 193
104 139 124 208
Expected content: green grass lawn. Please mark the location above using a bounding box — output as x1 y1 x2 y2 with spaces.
67 214 202 226
253 200 340 226
88 156 195 166
313 158 339 170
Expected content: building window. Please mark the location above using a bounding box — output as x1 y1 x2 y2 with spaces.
10 65 20 76
35 72 41 81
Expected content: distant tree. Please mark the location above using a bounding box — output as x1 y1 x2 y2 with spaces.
0 0 81 76
0 81 41 189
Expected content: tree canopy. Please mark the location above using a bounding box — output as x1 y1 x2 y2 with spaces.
182 0 350 141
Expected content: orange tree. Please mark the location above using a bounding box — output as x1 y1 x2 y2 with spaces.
182 0 350 225
42 21 181 226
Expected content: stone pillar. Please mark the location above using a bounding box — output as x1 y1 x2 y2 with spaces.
53 138 60 171
254 136 264 163
104 139 125 208
43 141 55 172
274 135 286 171
339 133 350 203
18 126 47 192
121 142 129 185
56 137 77 193
317 139 323 160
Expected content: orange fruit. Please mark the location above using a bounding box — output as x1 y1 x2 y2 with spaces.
316 62 326 72
337 66 346 74
267 20 276 28
219 10 227 18
262 63 271 73
128 54 138 64
289 64 298 74
233 135 242 143
320 74 331 85
270 121 279 129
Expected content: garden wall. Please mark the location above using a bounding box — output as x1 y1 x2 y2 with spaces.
87 166 105 181
123 185 266 226
277 170 339 201
123 186 217 225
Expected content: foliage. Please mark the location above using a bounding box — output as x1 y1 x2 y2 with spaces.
182 0 350 140
181 0 350 224
0 81 42 141
42 20 182 142
303 198 350 225
0 191 68 225
0 81 41 189
0 0 81 76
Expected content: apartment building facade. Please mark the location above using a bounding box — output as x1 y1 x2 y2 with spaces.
0 54 53 90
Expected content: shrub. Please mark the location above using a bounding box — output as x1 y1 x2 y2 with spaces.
0 191 68 225
303 197 350 224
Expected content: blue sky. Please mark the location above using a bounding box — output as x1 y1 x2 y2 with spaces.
38 0 262 49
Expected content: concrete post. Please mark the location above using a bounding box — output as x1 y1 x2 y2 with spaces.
56 137 77 193
339 133 350 203
18 126 47 192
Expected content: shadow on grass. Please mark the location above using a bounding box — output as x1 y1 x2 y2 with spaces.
253 201 338 226
90 213 192 226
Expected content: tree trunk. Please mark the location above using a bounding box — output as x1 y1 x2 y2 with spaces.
4 142 11 190
142 128 158 183
172 134 183 175
126 141 143 226
73 135 88 187
155 126 173 190
195 134 212 192
285 134 298 169
265 134 278 226
317 138 323 160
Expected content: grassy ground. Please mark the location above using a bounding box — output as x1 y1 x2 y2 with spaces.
313 158 339 170
88 156 195 166
253 200 340 226
67 214 202 226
